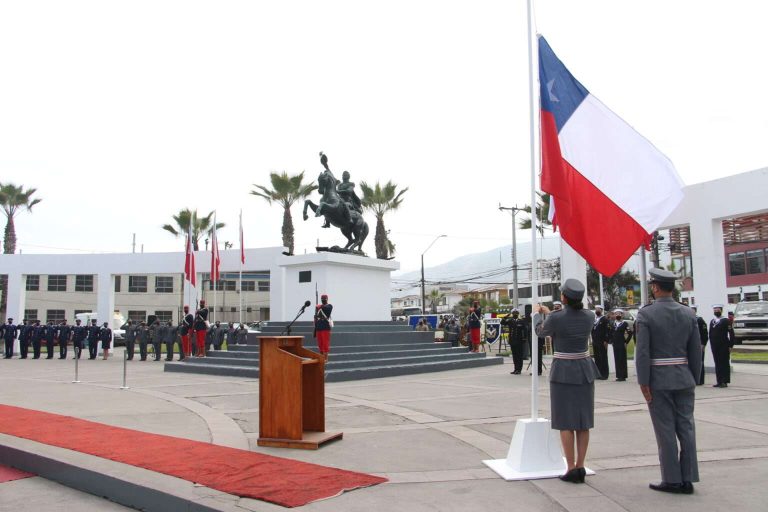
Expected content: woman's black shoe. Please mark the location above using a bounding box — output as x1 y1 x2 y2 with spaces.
577 467 586 482
559 468 581 483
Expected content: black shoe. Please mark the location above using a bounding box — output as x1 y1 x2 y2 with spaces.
597 376 608 380
722 383 728 388
649 482 685 494
538 371 543 375
616 378 626 382
713 383 725 388
559 468 582 483
681 482 694 494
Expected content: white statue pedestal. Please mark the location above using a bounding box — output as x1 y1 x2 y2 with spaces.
275 252 399 321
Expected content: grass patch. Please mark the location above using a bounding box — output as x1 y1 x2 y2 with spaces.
731 352 768 362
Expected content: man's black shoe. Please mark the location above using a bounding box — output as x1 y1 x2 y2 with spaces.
616 378 626 381
649 482 685 494
681 482 694 494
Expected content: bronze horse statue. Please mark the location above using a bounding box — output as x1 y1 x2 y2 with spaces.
303 169 369 253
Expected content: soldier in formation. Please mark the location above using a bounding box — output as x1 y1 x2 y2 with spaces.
591 305 610 380
1 318 18 359
609 309 633 382
709 304 734 388
503 308 528 375
58 320 72 359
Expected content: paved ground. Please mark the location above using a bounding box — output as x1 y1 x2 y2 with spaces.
1 350 767 511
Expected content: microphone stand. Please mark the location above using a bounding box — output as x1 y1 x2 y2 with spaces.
281 305 308 336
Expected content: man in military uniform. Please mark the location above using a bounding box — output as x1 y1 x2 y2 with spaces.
44 320 57 359
610 309 633 381
57 320 72 360
212 321 225 350
503 309 528 375
124 320 137 360
164 321 178 361
591 305 610 380
194 300 209 357
31 320 44 359
18 319 31 359
2 318 18 359
150 319 163 361
635 268 700 494
136 321 149 361
691 306 708 385
86 319 101 359
709 304 734 388
179 306 193 359
71 319 87 359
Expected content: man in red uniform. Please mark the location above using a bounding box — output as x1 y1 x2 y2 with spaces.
314 294 333 362
468 300 482 352
179 305 194 359
194 300 209 358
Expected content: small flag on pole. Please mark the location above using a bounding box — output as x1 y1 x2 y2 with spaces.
211 213 221 283
184 224 196 286
538 36 684 276
239 210 245 264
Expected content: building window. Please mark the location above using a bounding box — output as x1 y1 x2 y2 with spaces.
727 293 741 304
230 306 237 312
154 310 173 323
728 252 745 276
26 275 40 291
127 310 147 322
258 281 270 291
241 281 256 292
24 309 38 321
114 276 121 293
209 280 236 291
746 250 766 274
128 276 148 293
75 275 94 292
48 275 67 292
298 271 311 283
155 276 174 293
46 310 66 323
744 292 760 301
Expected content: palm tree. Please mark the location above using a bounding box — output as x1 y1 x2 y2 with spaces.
0 183 42 254
428 288 445 314
162 209 224 251
360 181 408 259
251 171 316 255
519 192 552 235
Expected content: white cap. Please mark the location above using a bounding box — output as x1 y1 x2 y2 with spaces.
595 304 604 310
553 301 562 306
712 304 724 309
614 308 624 314
511 308 519 313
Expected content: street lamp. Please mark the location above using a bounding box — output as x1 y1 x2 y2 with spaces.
421 235 446 315
499 204 523 308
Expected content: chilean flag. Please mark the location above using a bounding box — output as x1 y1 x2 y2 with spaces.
538 36 684 276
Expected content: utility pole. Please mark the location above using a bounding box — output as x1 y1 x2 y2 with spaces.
421 235 447 315
499 204 523 308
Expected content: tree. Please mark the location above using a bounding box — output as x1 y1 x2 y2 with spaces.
360 181 408 259
162 208 224 251
519 192 552 235
251 171 316 255
586 265 640 309
0 183 41 314
0 183 42 254
428 288 445 314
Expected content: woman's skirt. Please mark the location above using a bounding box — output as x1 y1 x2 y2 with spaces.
550 381 594 430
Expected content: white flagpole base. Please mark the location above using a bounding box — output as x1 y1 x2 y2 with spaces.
607 344 616 375
485 418 593 481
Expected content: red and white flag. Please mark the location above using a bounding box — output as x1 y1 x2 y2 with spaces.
184 224 196 286
239 209 245 265
538 36 684 276
211 212 221 282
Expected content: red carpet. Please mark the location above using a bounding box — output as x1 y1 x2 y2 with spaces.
0 404 386 507
0 463 34 483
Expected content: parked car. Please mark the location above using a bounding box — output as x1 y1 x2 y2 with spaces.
732 301 768 343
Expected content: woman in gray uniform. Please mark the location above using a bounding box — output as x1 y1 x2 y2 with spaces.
537 278 600 483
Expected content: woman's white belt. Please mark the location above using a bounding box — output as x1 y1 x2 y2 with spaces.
650 357 688 366
553 351 590 360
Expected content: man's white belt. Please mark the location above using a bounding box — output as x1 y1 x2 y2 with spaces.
553 351 590 360
650 357 688 366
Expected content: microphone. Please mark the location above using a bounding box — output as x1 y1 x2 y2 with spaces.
304 300 311 308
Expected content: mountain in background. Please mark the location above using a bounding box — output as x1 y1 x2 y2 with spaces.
391 236 562 296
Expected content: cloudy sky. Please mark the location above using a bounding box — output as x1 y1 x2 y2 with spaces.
1 1 765 275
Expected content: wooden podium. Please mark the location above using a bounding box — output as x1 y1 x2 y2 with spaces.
257 336 343 449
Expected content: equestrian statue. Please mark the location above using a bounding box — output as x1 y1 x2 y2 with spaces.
303 152 369 254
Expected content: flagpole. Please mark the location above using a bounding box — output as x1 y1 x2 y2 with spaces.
239 210 243 325
213 212 218 324
526 0 540 422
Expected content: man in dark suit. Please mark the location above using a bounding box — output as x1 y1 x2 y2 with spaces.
591 305 610 379
709 305 734 388
86 319 101 359
2 318 18 359
18 319 31 359
610 309 633 381
44 321 57 359
31 320 44 359
57 320 73 360
71 319 87 359
503 309 528 375
691 306 708 385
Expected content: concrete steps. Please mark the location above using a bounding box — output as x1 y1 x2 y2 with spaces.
165 322 502 381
